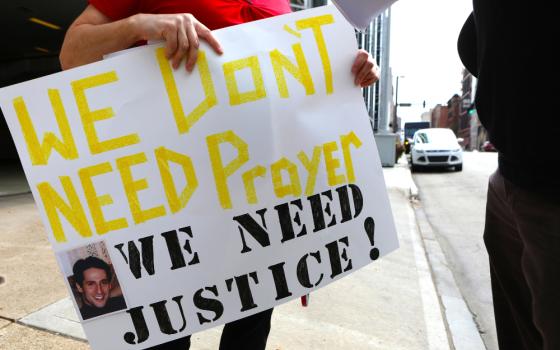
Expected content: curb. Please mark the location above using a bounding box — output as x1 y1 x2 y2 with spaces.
0 190 32 198
409 179 419 199
407 169 486 350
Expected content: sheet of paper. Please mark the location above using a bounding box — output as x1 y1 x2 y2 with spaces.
0 6 398 349
332 0 398 30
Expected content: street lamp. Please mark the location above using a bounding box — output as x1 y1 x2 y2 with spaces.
393 75 412 133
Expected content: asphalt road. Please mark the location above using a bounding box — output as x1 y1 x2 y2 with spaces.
412 151 498 350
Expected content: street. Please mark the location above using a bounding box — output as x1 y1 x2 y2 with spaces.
412 151 498 350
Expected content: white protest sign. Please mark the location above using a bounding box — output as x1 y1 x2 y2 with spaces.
0 6 398 349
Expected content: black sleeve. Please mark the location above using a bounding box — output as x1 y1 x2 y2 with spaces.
457 12 477 77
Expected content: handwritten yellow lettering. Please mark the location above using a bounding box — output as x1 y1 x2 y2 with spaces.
242 165 267 204
323 141 346 186
270 43 315 98
223 56 266 106
37 177 92 243
207 131 249 209
297 146 322 195
13 90 78 165
156 49 217 134
155 147 198 214
72 71 140 154
271 157 302 198
296 15 335 94
116 152 166 224
78 162 128 235
340 132 362 183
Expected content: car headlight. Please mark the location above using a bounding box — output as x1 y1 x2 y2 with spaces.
452 148 461 152
415 149 424 154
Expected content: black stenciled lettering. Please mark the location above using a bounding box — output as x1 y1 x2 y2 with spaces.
325 236 352 279
161 229 184 270
123 306 150 345
335 185 351 223
193 285 224 325
268 262 293 300
335 184 364 223
161 227 200 271
307 189 336 233
348 184 363 219
115 236 155 279
150 296 187 335
297 251 324 288
274 199 307 243
225 272 260 312
232 208 270 253
178 227 200 265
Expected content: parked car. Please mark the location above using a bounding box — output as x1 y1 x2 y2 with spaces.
403 121 430 153
410 128 463 172
482 141 497 152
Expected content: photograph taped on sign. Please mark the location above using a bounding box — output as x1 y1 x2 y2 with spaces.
59 241 128 321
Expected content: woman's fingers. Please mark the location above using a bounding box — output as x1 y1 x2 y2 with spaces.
184 17 200 71
172 18 189 69
151 14 221 71
163 26 179 61
352 50 380 87
195 22 223 55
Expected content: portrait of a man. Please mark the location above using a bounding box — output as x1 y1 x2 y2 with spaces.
72 256 127 320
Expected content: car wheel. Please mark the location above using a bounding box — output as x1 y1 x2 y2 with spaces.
410 159 417 172
455 164 463 171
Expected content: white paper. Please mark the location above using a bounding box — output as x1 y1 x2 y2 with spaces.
332 0 398 30
0 6 398 349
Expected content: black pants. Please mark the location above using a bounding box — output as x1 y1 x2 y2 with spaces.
145 309 274 350
484 171 560 350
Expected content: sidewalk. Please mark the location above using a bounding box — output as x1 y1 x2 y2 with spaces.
0 159 482 350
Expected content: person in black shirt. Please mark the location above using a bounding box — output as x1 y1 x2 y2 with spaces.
458 3 560 350
73 256 127 320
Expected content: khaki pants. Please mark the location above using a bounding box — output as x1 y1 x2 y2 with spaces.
484 170 560 350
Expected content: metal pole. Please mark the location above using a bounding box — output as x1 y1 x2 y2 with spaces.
394 75 399 132
377 8 392 134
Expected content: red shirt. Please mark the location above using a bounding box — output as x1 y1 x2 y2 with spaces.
89 0 292 30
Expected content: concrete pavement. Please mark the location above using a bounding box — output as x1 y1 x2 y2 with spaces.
0 158 486 350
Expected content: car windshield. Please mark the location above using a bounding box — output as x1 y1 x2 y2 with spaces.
416 129 457 144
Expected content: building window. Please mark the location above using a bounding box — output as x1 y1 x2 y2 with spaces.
290 0 327 11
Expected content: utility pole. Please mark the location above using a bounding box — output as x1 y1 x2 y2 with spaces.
393 75 405 133
377 8 391 134
393 75 413 133
372 8 399 167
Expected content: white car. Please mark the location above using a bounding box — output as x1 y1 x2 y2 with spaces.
410 128 463 172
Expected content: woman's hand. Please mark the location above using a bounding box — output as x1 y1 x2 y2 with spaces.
132 13 223 71
60 6 223 71
351 49 380 87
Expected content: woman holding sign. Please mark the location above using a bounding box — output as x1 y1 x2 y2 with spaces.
60 1 380 349
60 0 379 87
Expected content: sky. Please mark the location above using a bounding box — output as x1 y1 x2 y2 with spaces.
389 0 473 124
